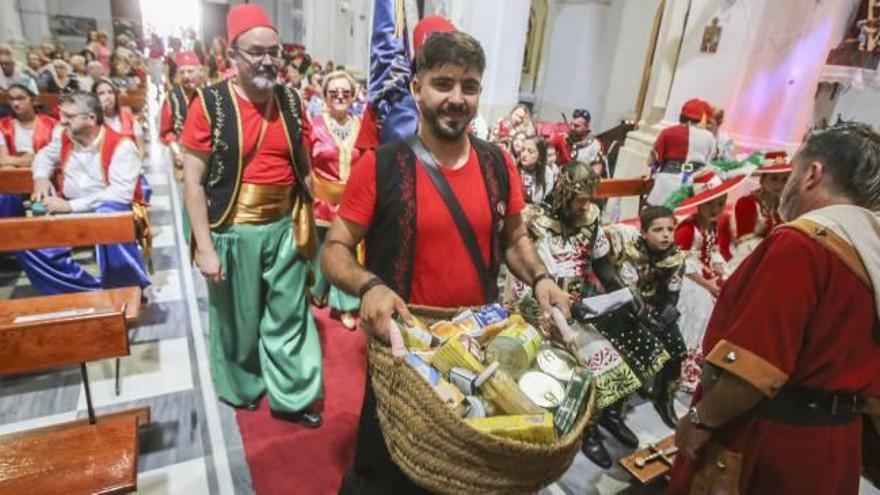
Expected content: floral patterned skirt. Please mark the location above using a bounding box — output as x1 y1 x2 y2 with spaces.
574 322 642 410
677 277 715 392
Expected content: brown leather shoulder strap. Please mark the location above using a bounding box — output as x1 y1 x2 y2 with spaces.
786 218 870 287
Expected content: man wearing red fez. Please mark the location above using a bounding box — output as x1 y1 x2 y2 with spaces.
179 3 322 427
646 97 717 206
160 51 204 180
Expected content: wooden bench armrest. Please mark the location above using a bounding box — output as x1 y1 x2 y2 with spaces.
594 177 654 199
0 212 136 252
0 308 129 375
0 287 142 326
0 168 34 194
0 412 140 494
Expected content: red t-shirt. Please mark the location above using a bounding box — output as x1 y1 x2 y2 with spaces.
179 90 311 186
340 144 525 307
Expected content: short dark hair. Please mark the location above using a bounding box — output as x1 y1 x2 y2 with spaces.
61 91 104 125
639 206 676 231
415 31 485 76
796 122 880 209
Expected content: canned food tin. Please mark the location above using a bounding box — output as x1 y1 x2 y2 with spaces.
536 344 578 383
517 371 565 409
485 320 542 378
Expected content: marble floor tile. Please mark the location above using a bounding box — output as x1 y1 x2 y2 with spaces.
78 337 194 409
137 457 210 495
150 269 183 303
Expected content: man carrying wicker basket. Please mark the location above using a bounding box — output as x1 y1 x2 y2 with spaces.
322 26 570 494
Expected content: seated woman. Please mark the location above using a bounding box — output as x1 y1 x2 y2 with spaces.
94 78 145 155
21 91 150 294
516 135 553 205
0 83 57 217
109 55 140 91
44 59 79 94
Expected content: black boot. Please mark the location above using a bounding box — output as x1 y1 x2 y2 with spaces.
582 425 612 469
653 365 681 429
599 401 639 448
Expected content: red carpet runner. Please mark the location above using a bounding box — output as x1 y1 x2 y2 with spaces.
234 307 367 494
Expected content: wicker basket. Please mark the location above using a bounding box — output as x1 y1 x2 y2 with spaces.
368 305 597 494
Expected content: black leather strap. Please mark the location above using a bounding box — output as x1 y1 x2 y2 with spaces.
405 134 492 301
756 386 865 426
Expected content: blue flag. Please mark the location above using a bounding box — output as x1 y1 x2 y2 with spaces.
368 0 420 144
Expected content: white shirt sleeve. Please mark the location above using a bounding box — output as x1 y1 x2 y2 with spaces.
132 119 144 139
591 227 611 259
69 139 140 212
32 127 63 180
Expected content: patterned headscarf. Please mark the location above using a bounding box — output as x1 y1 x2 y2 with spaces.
547 161 599 215
545 161 600 238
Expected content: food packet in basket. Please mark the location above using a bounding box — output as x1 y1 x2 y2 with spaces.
404 353 465 411
397 315 442 350
466 413 557 444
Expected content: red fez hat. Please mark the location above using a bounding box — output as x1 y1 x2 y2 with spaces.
681 98 709 121
175 51 200 68
227 4 276 44
413 15 456 56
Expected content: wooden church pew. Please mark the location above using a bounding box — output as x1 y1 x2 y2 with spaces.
0 309 147 494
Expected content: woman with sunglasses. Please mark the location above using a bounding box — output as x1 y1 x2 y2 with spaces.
309 70 363 328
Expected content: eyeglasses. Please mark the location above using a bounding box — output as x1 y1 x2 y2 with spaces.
326 89 352 98
59 111 91 121
235 45 283 62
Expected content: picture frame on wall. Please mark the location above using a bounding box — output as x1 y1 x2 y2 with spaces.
49 14 97 38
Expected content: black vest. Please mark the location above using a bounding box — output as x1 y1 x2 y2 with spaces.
365 135 510 303
199 79 308 228
168 85 190 136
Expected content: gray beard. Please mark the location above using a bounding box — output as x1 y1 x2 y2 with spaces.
251 74 276 91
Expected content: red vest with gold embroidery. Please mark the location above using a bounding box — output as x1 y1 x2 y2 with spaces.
56 126 144 203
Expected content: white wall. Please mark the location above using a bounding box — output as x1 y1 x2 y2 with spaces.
535 0 610 123
664 0 860 151
446 0 530 124
831 87 880 129
595 0 660 131
303 0 370 76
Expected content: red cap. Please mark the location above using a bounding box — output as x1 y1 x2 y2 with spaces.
681 98 709 121
412 15 456 56
175 51 200 68
227 4 276 45
757 150 793 174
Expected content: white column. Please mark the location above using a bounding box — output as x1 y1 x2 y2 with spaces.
613 0 690 219
443 0 531 123
0 1 25 46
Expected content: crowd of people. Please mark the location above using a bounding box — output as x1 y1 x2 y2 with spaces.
1 4 878 494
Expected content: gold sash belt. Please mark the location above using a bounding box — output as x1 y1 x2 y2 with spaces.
230 183 316 259
312 174 347 205
231 183 293 224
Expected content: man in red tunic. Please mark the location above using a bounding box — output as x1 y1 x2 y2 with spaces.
669 122 880 494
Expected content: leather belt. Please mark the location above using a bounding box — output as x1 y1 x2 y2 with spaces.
659 160 705 174
756 386 865 427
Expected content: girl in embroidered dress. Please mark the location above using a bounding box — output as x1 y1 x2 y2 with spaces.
310 70 363 328
719 151 791 272
668 168 750 392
